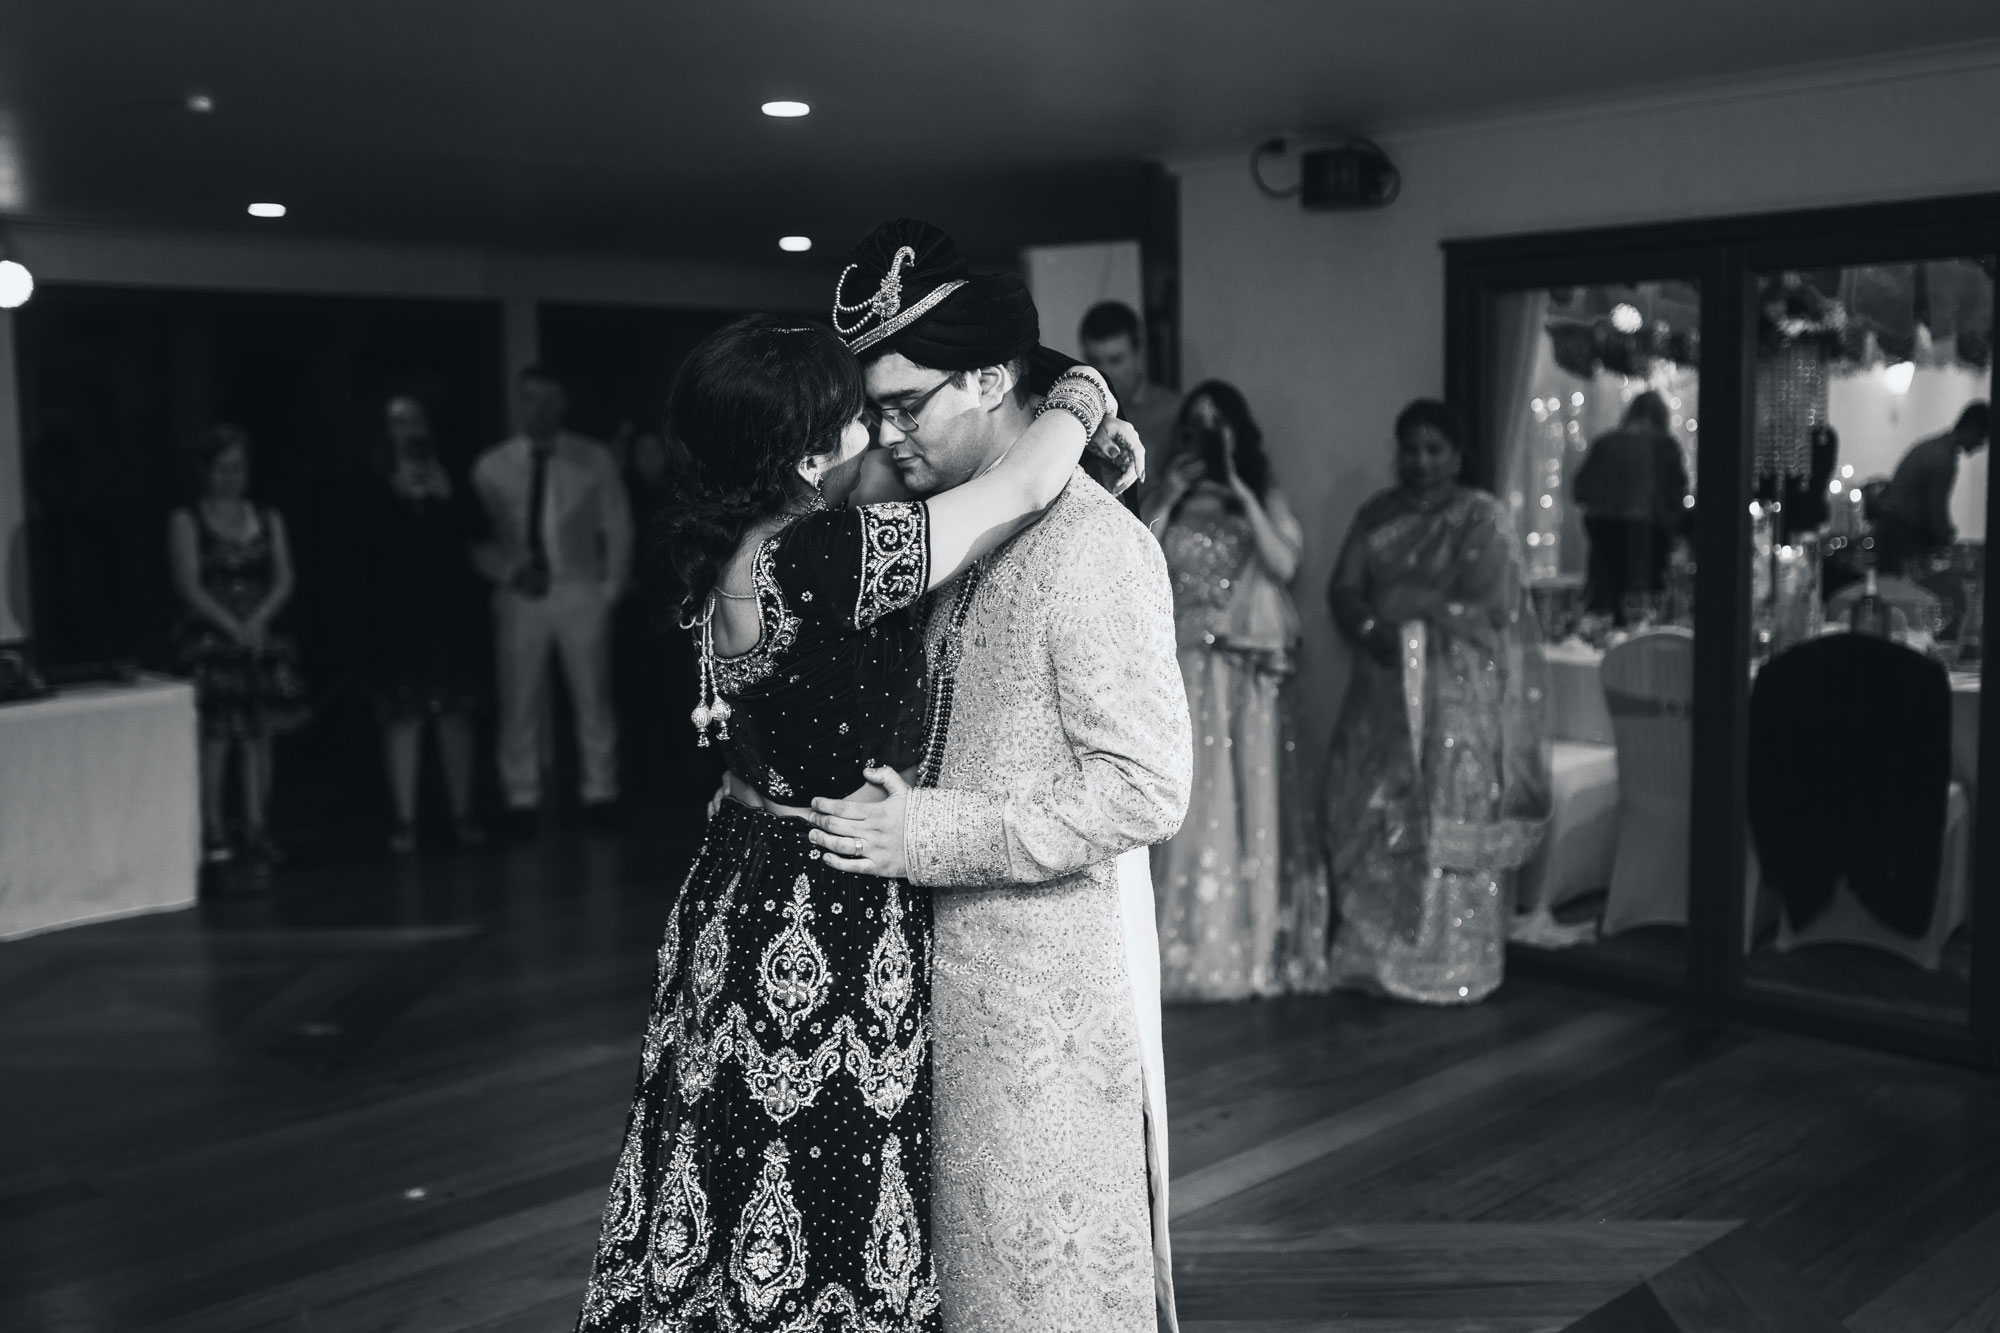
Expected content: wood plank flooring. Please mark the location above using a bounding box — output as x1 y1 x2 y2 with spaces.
2 812 1996 1332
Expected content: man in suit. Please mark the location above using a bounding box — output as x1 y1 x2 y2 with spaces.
472 366 632 832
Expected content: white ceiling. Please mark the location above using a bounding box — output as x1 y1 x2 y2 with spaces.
5 1 2000 264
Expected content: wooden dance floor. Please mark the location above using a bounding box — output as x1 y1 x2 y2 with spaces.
2 814 1997 1332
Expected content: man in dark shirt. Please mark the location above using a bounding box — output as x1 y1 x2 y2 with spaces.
1873 401 1989 573
1572 391 1690 619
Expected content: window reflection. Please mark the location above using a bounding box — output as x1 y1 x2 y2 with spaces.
1742 258 1991 1029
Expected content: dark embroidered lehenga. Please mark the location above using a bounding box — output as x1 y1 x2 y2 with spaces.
577 501 942 1333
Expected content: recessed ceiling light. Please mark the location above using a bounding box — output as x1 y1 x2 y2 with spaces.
247 202 286 218
761 101 810 118
185 92 215 115
0 260 34 309
779 236 812 253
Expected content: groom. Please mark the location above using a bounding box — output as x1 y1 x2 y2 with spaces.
809 219 1192 1331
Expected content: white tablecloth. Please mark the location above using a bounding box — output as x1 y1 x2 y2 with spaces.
1519 740 1621 913
0 676 200 940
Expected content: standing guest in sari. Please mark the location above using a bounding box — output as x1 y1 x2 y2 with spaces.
1323 400 1549 1005
1143 381 1329 1000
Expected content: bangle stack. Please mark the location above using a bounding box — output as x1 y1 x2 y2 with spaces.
1036 368 1109 440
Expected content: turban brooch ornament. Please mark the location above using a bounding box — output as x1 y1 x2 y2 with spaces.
832 244 968 354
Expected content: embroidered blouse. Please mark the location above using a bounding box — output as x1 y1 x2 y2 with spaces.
710 501 933 803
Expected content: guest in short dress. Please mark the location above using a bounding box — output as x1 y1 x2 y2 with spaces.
1143 381 1329 1000
363 395 487 853
167 423 310 866
1323 400 1549 1005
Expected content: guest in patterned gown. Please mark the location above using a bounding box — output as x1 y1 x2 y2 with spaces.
1142 381 1329 1001
573 314 1125 1332
1323 400 1550 1005
166 423 309 867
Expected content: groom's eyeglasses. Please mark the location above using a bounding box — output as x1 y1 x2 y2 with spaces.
866 374 956 434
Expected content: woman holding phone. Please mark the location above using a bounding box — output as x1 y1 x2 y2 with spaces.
1142 381 1328 1000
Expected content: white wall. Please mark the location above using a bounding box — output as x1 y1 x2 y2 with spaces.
0 223 826 640
1173 46 2000 756
1023 240 1144 360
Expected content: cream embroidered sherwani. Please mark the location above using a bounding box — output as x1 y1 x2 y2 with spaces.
903 472 1193 1332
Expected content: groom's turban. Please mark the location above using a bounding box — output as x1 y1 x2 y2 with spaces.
831 218 1046 373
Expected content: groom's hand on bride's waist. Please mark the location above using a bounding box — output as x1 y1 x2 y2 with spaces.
809 766 910 879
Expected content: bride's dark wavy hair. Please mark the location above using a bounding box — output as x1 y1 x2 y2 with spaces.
654 315 864 614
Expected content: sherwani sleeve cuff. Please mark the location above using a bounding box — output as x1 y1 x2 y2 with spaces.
904 788 1009 888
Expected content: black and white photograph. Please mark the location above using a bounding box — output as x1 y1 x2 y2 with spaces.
3 5 2000 1331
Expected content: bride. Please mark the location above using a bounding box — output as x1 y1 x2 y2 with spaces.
574 313 1131 1331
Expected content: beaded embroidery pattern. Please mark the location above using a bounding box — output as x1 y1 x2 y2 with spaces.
577 802 939 1333
581 492 941 1332
899 477 1188 1331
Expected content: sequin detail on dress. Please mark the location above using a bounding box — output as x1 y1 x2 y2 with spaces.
844 1016 927 1120
710 538 801 697
647 1136 711 1296
732 1141 810 1317
729 1005 846 1124
760 874 830 1040
865 883 914 1028
690 873 739 1018
579 491 937 1331
855 502 930 629
865 1134 922 1313
576 802 937 1333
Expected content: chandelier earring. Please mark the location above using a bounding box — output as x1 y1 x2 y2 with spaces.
798 458 831 512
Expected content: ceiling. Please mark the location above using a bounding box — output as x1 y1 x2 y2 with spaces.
4 1 1999 266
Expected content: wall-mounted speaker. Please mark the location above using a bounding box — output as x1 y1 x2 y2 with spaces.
1300 139 1401 210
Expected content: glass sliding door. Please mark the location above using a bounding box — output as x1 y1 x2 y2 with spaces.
1485 278 1705 989
1447 196 2000 1067
1738 257 1993 1038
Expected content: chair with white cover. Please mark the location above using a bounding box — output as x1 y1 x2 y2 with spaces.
1515 741 1620 925
1748 633 1969 971
1600 629 1696 936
